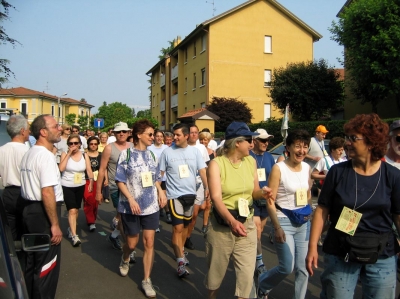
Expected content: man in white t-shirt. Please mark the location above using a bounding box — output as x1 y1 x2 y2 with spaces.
385 120 400 169
185 125 210 250
0 115 30 241
20 114 64 299
305 125 329 169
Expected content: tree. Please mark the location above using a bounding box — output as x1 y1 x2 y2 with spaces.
330 0 400 112
270 59 343 121
0 1 20 87
158 39 176 60
136 109 151 119
206 97 253 132
78 115 89 131
94 102 134 129
65 113 76 125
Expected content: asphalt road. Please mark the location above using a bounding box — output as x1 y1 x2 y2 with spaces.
55 200 399 299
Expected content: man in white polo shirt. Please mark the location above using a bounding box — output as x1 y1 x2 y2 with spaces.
20 114 64 299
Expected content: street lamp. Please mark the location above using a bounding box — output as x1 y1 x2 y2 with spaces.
58 93 68 124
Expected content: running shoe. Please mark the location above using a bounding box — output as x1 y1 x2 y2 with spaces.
142 278 156 298
72 235 81 247
119 255 130 277
184 237 195 250
166 213 172 224
105 199 110 203
129 251 136 264
177 261 189 278
107 234 122 250
183 251 189 266
201 225 208 235
89 224 96 232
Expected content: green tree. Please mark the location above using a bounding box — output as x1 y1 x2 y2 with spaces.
94 102 135 129
0 1 21 87
206 97 253 132
65 113 77 125
270 59 343 121
136 109 151 119
330 0 400 112
78 115 89 131
158 39 176 60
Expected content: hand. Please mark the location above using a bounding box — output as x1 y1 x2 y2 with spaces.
274 227 286 243
230 220 247 237
306 248 319 276
103 179 108 186
88 182 93 193
129 199 141 215
314 156 321 162
50 225 62 245
204 188 210 199
95 192 103 205
158 192 167 208
261 186 273 199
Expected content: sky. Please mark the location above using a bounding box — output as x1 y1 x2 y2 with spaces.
3 0 345 114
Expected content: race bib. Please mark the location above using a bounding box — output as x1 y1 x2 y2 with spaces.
295 188 308 206
93 170 98 182
238 197 250 218
74 173 82 184
179 165 190 178
141 171 153 187
257 168 266 181
335 206 362 236
323 149 328 156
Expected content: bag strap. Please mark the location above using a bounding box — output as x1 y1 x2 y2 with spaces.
275 203 283 211
126 148 130 163
148 150 156 162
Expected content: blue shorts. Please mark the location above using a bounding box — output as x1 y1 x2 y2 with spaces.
253 204 268 219
121 211 160 236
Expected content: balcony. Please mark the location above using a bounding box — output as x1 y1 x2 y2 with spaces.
171 65 178 82
160 99 165 112
160 74 165 88
171 94 178 108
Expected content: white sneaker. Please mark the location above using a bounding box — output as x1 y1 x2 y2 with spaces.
89 224 96 232
67 227 72 239
72 235 81 247
142 278 156 298
119 255 130 277
129 251 136 264
155 227 160 233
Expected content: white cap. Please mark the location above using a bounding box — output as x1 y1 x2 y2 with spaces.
113 122 129 131
254 128 274 139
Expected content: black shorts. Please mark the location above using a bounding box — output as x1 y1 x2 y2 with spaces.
121 211 160 236
253 204 268 219
62 185 85 210
161 181 166 190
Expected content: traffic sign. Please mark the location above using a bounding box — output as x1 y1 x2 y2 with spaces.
94 118 104 128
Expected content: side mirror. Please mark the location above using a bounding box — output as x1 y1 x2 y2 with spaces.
21 234 51 252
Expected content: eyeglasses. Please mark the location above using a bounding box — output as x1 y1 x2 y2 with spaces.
72 130 79 133
64 128 71 130
68 142 80 145
142 132 154 137
257 138 270 143
344 135 364 143
394 136 400 143
89 143 98 146
244 137 253 144
115 130 128 134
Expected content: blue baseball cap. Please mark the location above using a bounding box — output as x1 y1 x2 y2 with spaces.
225 122 260 140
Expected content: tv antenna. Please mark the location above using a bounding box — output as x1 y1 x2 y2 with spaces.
206 0 216 16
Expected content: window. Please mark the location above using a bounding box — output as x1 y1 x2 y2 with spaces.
201 68 206 86
184 48 188 63
51 105 55 116
201 34 206 52
264 70 271 87
264 36 272 53
264 104 271 120
193 73 196 89
21 102 27 116
0 101 6 109
152 95 155 108
185 77 188 93
201 102 206 108
193 41 196 57
58 105 61 119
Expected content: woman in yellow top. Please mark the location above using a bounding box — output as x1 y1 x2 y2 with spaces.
98 132 108 153
205 122 272 299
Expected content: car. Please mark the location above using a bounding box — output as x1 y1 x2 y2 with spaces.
268 139 331 164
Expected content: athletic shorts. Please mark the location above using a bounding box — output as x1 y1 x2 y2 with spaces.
111 191 119 208
63 185 85 210
121 211 160 236
161 181 166 190
194 183 205 205
168 198 194 227
253 204 268 219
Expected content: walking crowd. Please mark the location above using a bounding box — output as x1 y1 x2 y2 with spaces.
0 112 400 299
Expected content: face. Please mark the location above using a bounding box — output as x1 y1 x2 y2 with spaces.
315 131 326 142
331 147 344 159
88 139 99 151
68 137 81 151
165 136 173 146
138 127 155 147
100 135 108 143
200 138 209 147
286 140 309 163
114 130 128 142
72 128 79 134
174 128 188 147
43 116 62 143
63 126 71 135
253 137 270 153
154 132 164 145
188 126 199 144
344 132 367 159
389 129 400 156
237 137 253 156
21 121 31 142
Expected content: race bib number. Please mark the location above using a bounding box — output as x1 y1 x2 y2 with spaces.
74 173 82 184
323 149 328 156
295 188 308 206
257 168 266 181
179 165 190 178
335 206 362 236
141 171 153 187
238 197 250 218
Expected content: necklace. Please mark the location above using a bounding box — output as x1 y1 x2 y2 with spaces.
228 157 242 169
226 156 246 198
353 166 381 210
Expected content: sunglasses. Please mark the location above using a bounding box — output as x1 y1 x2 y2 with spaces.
68 142 80 146
344 135 364 143
72 130 79 133
89 143 98 146
257 138 270 143
395 136 400 143
142 132 154 137
64 128 71 130
244 137 253 144
115 130 128 134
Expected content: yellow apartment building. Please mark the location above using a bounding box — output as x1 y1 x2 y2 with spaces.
146 0 322 131
0 87 94 124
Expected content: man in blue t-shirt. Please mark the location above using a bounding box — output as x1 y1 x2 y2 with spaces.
159 123 208 278
249 128 275 275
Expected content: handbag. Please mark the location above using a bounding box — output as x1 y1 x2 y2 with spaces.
275 203 312 225
344 232 390 264
213 207 247 227
177 194 196 207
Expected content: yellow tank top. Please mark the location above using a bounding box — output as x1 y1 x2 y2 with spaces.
214 155 255 210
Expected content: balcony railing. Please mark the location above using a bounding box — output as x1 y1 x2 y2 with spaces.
171 94 178 108
171 65 178 81
160 74 165 88
160 99 165 112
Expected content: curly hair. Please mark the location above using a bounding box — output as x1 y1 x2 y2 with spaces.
132 119 155 144
343 113 388 160
285 129 311 147
329 137 345 151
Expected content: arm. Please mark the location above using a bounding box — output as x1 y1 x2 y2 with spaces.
41 186 62 245
96 144 111 203
252 158 272 200
207 160 247 237
305 154 321 162
198 167 209 199
155 181 167 208
84 154 94 192
117 181 141 214
311 169 326 180
306 205 329 276
266 164 286 243
58 151 69 172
